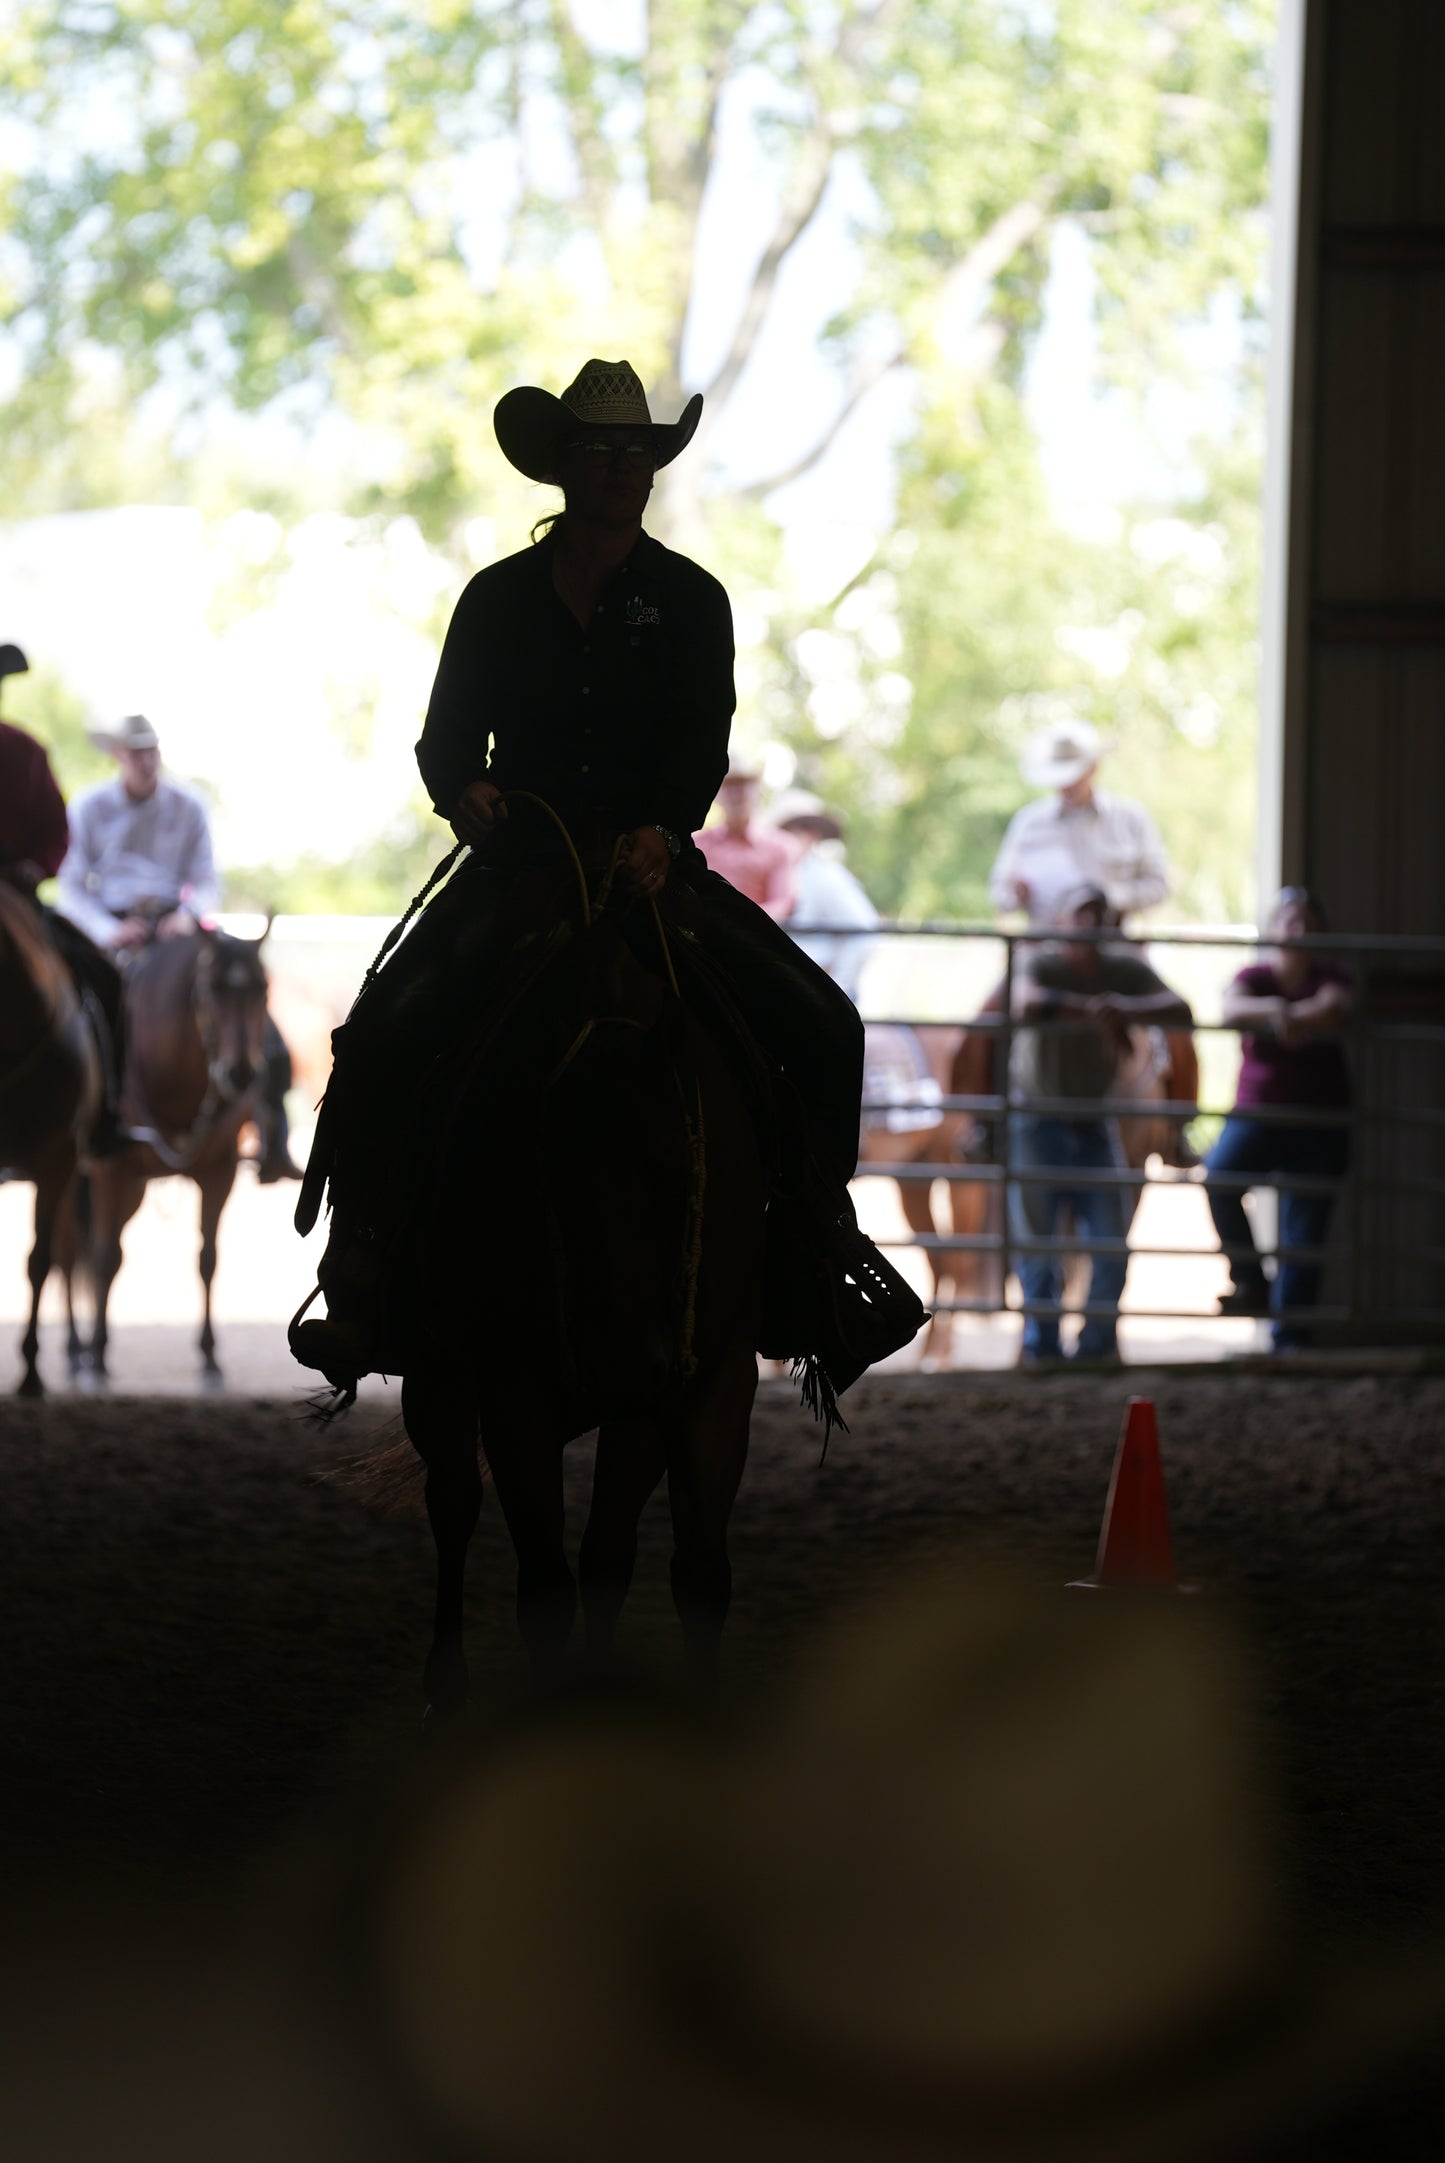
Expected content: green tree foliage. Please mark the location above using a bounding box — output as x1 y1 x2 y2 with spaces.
0 665 111 795
1 0 1274 917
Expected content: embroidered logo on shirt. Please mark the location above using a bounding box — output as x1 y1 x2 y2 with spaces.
625 596 661 626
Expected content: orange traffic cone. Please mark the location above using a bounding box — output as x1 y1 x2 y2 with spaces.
1069 1397 1187 1592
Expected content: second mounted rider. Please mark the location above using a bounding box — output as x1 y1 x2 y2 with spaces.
56 711 302 1182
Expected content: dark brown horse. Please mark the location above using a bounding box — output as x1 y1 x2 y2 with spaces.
0 882 101 1394
325 831 769 1715
85 926 272 1383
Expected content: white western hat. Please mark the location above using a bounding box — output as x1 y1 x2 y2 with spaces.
1021 715 1109 790
88 712 160 755
769 788 844 841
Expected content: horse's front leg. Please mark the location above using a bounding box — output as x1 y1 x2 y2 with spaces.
483 1402 575 1682
19 1149 72 1397
56 1175 87 1375
86 1160 147 1382
402 1365 484 1720
667 1335 757 1688
196 1156 240 1385
579 1414 668 1661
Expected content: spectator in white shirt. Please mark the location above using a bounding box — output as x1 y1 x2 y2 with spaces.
772 791 879 1004
990 717 1171 928
57 713 220 950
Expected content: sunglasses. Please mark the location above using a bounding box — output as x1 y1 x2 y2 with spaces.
566 440 656 468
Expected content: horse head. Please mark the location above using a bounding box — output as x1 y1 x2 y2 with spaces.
195 925 271 1103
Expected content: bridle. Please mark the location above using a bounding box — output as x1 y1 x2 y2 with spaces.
128 933 269 1171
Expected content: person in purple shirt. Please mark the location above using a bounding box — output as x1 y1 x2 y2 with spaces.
1207 888 1353 1349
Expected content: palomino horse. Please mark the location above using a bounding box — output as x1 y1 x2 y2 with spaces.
307 820 768 1715
0 882 101 1394
857 1023 996 1368
85 926 272 1383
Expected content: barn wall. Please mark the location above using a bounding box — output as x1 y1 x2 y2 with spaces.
1279 0 1445 1331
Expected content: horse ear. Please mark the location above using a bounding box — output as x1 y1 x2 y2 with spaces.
251 911 275 950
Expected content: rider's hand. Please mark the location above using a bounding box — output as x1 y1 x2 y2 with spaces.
450 780 507 846
110 916 152 950
156 908 197 939
621 825 670 898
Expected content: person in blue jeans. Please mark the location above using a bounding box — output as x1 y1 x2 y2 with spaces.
1010 887 1192 1364
1207 887 1352 1350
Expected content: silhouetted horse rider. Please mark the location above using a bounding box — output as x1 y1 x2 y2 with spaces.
294 358 923 1411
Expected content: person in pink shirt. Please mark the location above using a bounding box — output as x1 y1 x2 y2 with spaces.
693 763 799 920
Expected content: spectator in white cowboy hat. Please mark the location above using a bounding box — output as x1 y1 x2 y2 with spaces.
57 713 302 1181
770 789 879 1003
694 761 801 921
990 714 1172 928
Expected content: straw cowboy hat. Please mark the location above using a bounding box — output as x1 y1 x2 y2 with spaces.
88 712 160 755
364 1566 1444 2163
769 787 844 841
1021 716 1112 791
494 358 704 484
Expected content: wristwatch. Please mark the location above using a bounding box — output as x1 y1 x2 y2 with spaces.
650 823 682 858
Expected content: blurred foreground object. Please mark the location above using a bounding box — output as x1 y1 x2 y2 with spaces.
367 1563 1443 2163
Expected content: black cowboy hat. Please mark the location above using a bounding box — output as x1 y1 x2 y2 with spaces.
0 643 30 680
494 359 703 483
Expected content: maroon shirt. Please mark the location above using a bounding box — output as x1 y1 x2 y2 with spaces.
0 719 69 882
1231 960 1352 1110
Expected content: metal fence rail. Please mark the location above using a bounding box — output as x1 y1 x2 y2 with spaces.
835 920 1445 1341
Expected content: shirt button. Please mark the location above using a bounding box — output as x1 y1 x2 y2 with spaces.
582 644 591 654
581 685 590 695
581 764 590 774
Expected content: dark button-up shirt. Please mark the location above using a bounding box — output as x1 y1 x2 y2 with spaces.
416 527 735 849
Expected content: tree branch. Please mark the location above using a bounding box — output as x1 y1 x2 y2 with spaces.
734 346 907 502
546 0 615 235
690 0 912 449
730 182 1054 503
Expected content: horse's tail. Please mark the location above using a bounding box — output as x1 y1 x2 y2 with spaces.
64 1169 96 1301
305 1409 470 1516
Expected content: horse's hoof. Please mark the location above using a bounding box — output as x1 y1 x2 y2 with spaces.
201 1362 225 1392
16 1371 44 1400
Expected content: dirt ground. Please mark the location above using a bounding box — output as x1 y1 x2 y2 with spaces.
0 1369 1439 1928
1 1370 1443 2156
